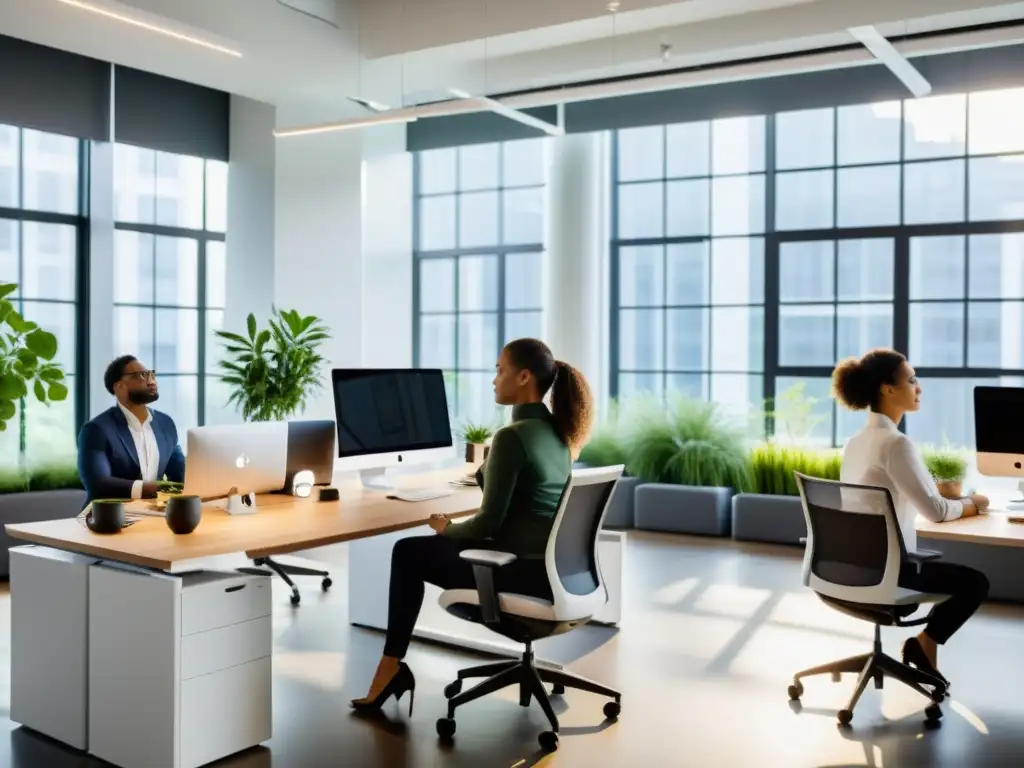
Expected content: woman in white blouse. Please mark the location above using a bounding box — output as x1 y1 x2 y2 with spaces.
835 348 989 690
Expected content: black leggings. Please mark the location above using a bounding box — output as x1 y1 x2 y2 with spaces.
383 534 552 659
898 560 989 645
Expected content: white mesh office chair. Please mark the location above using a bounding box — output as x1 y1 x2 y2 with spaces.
435 465 624 753
789 472 950 726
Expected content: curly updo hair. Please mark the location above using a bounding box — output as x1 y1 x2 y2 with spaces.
832 348 907 412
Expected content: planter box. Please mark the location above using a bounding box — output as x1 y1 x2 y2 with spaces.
634 483 732 536
0 489 87 578
731 493 806 546
601 476 645 529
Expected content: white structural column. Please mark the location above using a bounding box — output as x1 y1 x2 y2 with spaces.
543 132 606 400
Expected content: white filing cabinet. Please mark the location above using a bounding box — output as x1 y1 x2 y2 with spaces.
89 565 272 768
10 546 93 750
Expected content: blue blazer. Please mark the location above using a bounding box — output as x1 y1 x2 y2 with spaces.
77 406 186 504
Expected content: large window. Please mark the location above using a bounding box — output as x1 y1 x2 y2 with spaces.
113 145 228 435
413 139 546 426
0 125 83 465
613 87 1024 447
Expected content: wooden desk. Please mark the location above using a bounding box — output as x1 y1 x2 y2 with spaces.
4 469 482 572
916 509 1024 548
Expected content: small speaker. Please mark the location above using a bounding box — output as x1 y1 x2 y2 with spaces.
318 487 340 502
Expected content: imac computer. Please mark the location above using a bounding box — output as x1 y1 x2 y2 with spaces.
974 385 1024 508
332 368 454 490
284 419 336 496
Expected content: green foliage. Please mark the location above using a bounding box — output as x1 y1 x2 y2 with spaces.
921 448 969 483
0 282 68 435
0 461 82 495
763 381 826 443
578 399 629 470
460 423 495 444
215 308 330 422
626 395 753 491
749 442 842 496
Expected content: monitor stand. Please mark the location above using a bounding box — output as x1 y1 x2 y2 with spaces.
225 489 258 515
359 467 394 492
1006 479 1024 511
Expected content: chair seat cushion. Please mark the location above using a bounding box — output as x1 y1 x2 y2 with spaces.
819 589 948 625
439 589 557 621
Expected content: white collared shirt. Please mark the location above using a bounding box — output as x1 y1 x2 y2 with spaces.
118 402 160 500
840 411 964 553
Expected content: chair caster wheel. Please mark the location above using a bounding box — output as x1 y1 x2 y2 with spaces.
788 682 803 701
925 704 943 721
538 731 559 752
436 717 456 741
290 592 300 606
603 700 621 721
837 709 853 726
444 681 462 699
551 683 565 696
321 577 332 591
931 689 946 704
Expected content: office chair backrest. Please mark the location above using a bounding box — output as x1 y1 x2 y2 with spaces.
794 472 906 605
543 465 624 622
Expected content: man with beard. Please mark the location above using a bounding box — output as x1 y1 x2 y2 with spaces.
77 355 186 505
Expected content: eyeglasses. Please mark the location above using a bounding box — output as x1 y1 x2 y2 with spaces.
122 370 157 382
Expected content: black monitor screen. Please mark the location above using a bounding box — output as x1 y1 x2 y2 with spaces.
974 386 1024 453
332 369 452 457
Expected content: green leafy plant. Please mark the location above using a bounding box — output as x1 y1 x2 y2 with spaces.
625 394 753 491
921 448 968 484
762 381 827 444
0 282 68 435
215 308 330 422
749 442 842 496
460 423 495 444
0 462 83 495
578 399 630 470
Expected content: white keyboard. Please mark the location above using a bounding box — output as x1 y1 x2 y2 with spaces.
388 488 453 502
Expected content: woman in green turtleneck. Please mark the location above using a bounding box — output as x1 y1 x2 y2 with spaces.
352 338 594 714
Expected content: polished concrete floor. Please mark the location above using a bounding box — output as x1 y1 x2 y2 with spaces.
2 532 1023 767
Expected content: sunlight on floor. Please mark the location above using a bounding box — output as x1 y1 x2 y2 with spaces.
274 651 347 692
731 623 869 682
630 610 744 660
692 583 773 619
769 592 874 639
650 577 700 606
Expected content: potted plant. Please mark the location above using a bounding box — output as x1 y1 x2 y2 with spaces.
922 448 969 500
460 423 494 464
215 308 330 421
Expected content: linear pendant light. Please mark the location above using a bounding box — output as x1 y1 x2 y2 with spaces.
274 112 418 137
54 0 243 57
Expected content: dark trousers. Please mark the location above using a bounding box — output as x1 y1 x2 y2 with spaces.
383 535 552 659
898 560 989 645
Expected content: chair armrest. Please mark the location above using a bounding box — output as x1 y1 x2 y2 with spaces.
905 548 942 573
459 550 517 623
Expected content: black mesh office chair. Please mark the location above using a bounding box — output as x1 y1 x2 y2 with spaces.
788 472 950 726
435 465 624 753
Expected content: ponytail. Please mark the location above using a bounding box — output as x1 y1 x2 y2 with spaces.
551 360 594 459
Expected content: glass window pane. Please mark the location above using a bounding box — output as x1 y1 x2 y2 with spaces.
710 374 763 437
666 242 709 305
458 313 499 369
205 160 228 232
22 301 76 374
780 241 833 303
837 165 900 227
910 302 964 366
711 307 763 372
837 304 892 361
910 236 964 300
619 246 663 307
905 94 966 160
157 375 198 437
837 102 901 165
618 126 663 182
204 376 234 426
457 372 500 426
155 308 198 374
505 251 543 310
618 372 664 399
502 139 544 187
418 195 456 250
774 377 833 445
20 222 76 301
666 121 710 178
0 125 17 207
711 175 765 236
904 160 965 224
420 148 457 194
666 179 709 236
969 156 1024 221
458 255 498 311
969 88 1024 155
775 170 834 230
776 108 834 170
206 241 226 309
968 302 1024 369
666 308 707 370
711 237 764 304
908 376 1024 449
712 116 765 174
114 231 154 305
503 187 543 245
419 258 455 312
618 182 664 239
22 130 78 215
155 237 198 307
619 309 664 371
837 239 894 301
780 304 834 366
114 306 155 362
115 144 155 224
0 219 17 284
419 315 455 368
505 311 542 344
25 373 77 462
970 233 1024 299
667 373 707 400
459 192 498 248
205 308 224 374
458 144 499 190
155 152 204 229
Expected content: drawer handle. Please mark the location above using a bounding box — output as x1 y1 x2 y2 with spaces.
225 584 247 593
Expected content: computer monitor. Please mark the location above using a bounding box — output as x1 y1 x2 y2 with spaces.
332 368 454 489
284 419 336 494
183 422 289 513
974 386 1024 476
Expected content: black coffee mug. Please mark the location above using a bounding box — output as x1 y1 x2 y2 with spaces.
87 500 125 534
165 495 203 535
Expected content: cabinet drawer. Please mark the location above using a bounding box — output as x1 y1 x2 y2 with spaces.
181 574 271 636
181 617 272 680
